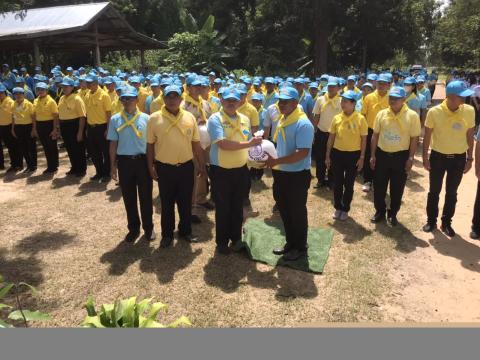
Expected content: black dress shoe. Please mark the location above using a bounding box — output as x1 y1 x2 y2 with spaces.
191 214 202 224
441 223 456 237
422 223 436 233
387 215 398 226
144 229 156 242
43 168 57 175
179 234 199 243
230 240 245 252
6 166 17 173
101 176 111 183
470 229 480 240
215 245 231 255
90 174 102 181
124 231 140 243
282 249 307 261
273 246 292 256
65 169 75 176
160 237 173 248
370 212 385 223
75 172 86 178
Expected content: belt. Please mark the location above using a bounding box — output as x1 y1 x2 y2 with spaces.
88 123 106 128
431 150 465 159
118 154 146 160
377 148 409 156
156 160 193 167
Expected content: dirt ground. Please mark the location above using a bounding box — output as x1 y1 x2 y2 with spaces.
1 95 479 326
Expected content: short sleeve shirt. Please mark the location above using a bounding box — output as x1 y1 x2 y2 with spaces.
107 111 149 155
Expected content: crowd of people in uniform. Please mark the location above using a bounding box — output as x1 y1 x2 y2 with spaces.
1 62 480 261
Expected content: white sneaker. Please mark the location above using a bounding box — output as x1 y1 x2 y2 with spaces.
362 182 371 193
333 210 342 219
339 211 349 221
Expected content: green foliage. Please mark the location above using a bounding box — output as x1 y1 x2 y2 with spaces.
0 274 51 328
82 295 192 328
430 0 480 68
163 14 234 74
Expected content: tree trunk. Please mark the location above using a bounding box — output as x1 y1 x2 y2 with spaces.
313 0 330 75
361 41 367 72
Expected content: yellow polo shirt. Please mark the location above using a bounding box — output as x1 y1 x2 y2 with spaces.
238 102 259 127
58 93 86 120
12 100 34 125
425 100 475 155
137 87 149 112
209 111 251 169
0 96 14 125
343 86 361 94
107 90 118 104
330 111 368 152
362 90 389 129
373 105 421 153
150 96 164 114
111 98 123 115
85 88 112 125
33 95 58 121
313 94 342 132
77 88 89 102
146 107 200 165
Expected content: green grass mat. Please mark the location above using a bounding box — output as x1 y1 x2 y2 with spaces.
242 219 333 273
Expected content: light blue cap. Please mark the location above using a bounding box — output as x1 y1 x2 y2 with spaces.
0 84 6 92
15 77 25 83
86 74 98 83
367 73 378 81
347 75 356 81
12 87 25 94
361 82 374 89
120 85 138 98
341 90 358 101
389 86 406 98
60 77 75 86
35 82 48 90
221 87 241 101
377 74 391 83
236 83 248 95
404 77 417 85
327 76 338 87
163 85 183 96
446 80 474 97
128 76 141 84
278 87 299 101
416 75 426 83
251 93 264 101
309 82 319 88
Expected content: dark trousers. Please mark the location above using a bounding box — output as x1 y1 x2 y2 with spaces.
373 148 409 216
87 124 110 177
313 129 332 184
118 155 153 234
60 119 87 174
249 167 264 181
156 160 194 239
363 128 374 183
472 181 480 232
273 169 311 251
211 165 248 247
426 150 466 225
14 124 37 169
0 124 21 168
331 149 359 212
36 120 59 171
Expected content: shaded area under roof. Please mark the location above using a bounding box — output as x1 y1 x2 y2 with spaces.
0 2 166 51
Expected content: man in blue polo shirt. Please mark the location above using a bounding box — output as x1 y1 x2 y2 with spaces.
264 87 315 261
108 85 154 243
293 78 314 122
1 64 16 91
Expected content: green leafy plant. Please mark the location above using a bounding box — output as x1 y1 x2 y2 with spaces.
0 275 51 328
82 296 192 328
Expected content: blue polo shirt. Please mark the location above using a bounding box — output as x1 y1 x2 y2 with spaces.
276 115 314 172
298 91 314 116
1 72 16 90
263 91 278 109
418 87 432 104
145 94 154 114
406 93 427 115
259 108 267 130
107 111 149 155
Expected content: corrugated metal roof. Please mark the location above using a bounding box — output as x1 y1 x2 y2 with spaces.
0 2 109 39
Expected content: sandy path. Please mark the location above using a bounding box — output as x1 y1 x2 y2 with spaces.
382 85 480 322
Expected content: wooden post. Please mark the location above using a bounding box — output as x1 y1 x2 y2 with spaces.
140 49 145 72
94 23 101 67
33 40 41 68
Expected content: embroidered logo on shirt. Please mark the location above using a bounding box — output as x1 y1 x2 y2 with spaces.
452 122 463 130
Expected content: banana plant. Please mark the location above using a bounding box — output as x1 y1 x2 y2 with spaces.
82 295 192 328
0 275 51 328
